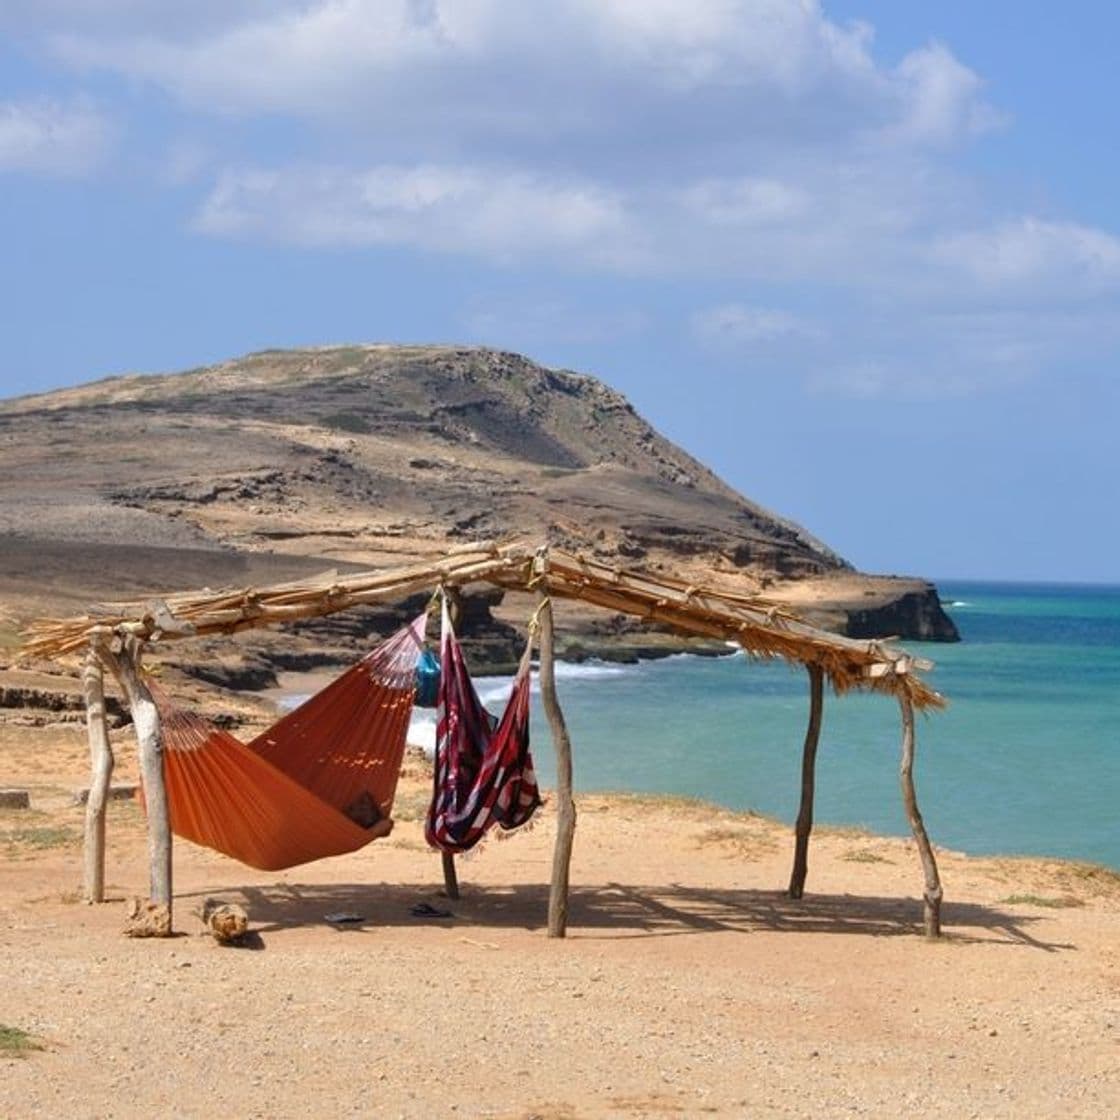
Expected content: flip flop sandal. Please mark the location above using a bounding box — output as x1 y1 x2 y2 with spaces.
409 902 454 919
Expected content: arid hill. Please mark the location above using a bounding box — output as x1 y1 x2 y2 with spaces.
0 344 956 680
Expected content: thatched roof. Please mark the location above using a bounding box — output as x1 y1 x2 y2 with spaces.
21 540 943 710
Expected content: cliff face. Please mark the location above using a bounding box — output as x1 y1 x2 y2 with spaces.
844 587 960 642
779 578 960 643
0 344 956 648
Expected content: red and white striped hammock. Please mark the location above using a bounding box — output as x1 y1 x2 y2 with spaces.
424 600 541 853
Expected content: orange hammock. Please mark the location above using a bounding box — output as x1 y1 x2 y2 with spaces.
148 615 427 871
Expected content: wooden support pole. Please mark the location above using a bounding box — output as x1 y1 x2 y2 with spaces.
440 586 464 901
899 692 942 938
538 592 577 938
82 645 115 904
788 663 824 900
441 851 460 901
103 638 173 936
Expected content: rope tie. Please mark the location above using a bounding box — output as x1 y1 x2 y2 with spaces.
425 585 445 617
527 597 550 638
528 545 549 590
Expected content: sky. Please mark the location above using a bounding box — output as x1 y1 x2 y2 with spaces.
1 1 1118 584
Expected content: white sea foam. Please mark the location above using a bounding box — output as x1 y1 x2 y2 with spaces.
658 649 743 664
949 600 971 608
409 677 520 755
553 660 631 679
406 661 630 754
408 711 438 756
475 675 517 708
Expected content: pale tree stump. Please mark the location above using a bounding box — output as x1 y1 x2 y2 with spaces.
124 898 172 938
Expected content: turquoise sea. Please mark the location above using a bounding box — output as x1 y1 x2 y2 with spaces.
439 582 1120 870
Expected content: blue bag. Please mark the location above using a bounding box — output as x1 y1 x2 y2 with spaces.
414 648 441 708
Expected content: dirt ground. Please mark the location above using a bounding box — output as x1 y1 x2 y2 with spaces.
2 719 1119 1120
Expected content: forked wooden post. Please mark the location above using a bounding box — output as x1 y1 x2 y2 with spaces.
899 691 942 938
537 591 576 938
102 637 173 935
788 663 824 899
82 643 115 903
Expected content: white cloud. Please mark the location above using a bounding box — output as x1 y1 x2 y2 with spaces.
14 0 1117 405
806 352 1023 401
681 178 810 226
933 218 1120 289
188 155 1120 308
798 302 1120 400
888 42 1005 146
930 307 1120 370
194 163 638 266
28 1 1035 297
692 304 814 345
806 359 895 399
0 98 113 175
583 0 878 93
187 154 960 281
45 0 994 154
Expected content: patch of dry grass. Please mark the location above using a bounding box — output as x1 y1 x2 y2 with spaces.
2 823 80 857
599 791 718 816
819 823 877 841
1058 861 1120 894
391 789 433 823
1000 894 1084 910
695 823 779 861
0 806 49 823
842 848 894 865
980 856 1120 903
0 1025 42 1058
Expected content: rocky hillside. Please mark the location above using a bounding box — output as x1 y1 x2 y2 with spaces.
0 345 957 666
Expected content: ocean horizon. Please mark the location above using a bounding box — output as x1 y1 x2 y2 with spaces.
401 579 1120 870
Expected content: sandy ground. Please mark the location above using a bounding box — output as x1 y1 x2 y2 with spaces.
2 719 1119 1120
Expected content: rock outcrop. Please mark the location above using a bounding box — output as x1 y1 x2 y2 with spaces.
843 586 960 643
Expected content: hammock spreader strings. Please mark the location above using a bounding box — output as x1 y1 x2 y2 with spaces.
425 599 541 854
143 614 429 871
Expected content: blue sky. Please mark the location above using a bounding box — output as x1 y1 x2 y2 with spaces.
2 2 1117 583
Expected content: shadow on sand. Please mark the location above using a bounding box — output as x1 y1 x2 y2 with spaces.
177 879 1072 952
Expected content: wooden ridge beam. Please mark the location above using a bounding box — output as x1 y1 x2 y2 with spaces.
20 539 942 709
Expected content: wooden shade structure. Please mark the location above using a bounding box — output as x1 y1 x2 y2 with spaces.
23 539 947 939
